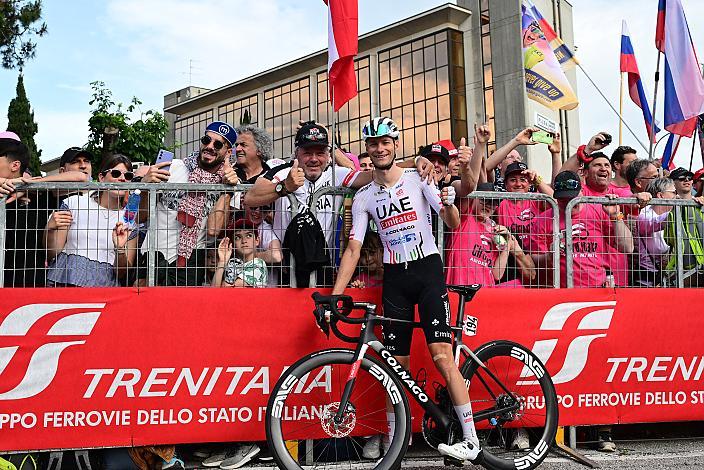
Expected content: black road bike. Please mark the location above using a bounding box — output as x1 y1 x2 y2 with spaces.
265 285 558 470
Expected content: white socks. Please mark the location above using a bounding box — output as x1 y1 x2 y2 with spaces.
383 411 395 453
454 403 478 442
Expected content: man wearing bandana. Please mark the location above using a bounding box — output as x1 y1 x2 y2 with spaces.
140 121 240 286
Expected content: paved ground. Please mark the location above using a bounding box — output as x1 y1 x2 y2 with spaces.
187 437 704 469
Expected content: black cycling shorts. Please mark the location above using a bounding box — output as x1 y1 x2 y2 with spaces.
381 254 452 356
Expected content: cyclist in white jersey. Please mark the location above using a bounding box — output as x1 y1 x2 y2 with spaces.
333 117 484 463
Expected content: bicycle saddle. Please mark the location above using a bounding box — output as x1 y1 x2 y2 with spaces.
447 284 482 301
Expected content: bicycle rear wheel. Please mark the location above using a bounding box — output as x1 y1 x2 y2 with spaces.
461 341 558 470
266 349 410 470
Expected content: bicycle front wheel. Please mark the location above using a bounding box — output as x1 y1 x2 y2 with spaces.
266 349 410 470
461 341 558 470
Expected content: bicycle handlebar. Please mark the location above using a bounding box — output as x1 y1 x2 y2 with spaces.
311 292 369 325
311 292 374 342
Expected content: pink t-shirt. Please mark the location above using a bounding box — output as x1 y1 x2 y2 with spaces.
496 199 545 246
354 271 383 288
527 205 613 288
608 182 633 198
582 183 632 286
446 214 499 287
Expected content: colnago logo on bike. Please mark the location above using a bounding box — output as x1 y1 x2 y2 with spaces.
380 350 429 403
518 301 616 385
0 304 104 400
368 364 402 405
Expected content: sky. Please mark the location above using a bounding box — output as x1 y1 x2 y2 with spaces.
0 0 702 170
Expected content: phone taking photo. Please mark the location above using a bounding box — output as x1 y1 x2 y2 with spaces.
155 149 174 172
596 133 612 147
531 130 554 145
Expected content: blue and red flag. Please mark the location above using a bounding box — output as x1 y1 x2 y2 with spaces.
620 21 660 142
661 133 680 170
655 0 704 137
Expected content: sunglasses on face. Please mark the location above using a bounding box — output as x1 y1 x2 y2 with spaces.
101 169 134 180
554 180 580 191
676 176 693 182
201 134 227 150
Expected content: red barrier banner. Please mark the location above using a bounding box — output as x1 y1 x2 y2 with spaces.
1 287 703 452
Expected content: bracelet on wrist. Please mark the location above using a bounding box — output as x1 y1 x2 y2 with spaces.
534 175 543 185
612 212 625 222
577 144 593 164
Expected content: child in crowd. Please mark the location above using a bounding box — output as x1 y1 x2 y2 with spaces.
212 219 268 287
351 230 383 288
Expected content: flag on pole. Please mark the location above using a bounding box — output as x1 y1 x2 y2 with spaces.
324 0 358 111
698 116 704 166
525 0 578 70
661 133 680 170
656 0 704 136
521 2 578 111
620 21 660 142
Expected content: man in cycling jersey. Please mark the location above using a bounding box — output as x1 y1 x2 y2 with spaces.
332 116 484 462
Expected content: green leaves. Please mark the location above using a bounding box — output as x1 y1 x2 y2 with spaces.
86 82 172 174
0 0 48 70
7 74 42 176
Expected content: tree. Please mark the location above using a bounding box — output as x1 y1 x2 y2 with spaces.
7 74 41 175
0 0 48 70
86 81 171 173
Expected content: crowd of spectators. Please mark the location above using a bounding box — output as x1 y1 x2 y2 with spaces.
2 121 704 296
3 120 704 466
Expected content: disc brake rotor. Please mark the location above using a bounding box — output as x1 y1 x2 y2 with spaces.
320 402 356 438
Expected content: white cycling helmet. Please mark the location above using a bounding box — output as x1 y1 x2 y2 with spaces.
362 117 400 141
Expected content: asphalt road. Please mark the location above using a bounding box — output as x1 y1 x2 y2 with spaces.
228 437 704 470
397 439 704 470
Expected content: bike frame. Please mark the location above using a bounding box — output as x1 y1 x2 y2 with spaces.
333 297 522 432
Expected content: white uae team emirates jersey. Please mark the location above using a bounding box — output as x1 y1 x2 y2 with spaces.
350 169 443 264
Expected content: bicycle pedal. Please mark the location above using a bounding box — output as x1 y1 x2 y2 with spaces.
443 456 464 467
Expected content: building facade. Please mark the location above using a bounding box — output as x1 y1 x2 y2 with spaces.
163 0 579 176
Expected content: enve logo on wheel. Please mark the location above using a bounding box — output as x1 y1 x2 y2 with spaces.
518 301 616 385
0 303 104 400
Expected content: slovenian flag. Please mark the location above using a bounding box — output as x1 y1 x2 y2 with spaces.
654 0 704 137
324 0 358 112
620 21 660 142
525 0 578 69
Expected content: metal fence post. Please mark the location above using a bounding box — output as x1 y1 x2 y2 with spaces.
0 197 6 287
147 189 158 287
564 199 575 288
548 198 560 288
673 206 685 288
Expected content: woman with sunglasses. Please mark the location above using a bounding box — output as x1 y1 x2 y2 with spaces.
45 154 139 286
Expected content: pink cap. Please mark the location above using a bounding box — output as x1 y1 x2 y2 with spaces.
0 131 20 141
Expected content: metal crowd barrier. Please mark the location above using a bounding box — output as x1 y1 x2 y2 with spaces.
565 196 704 288
1 183 701 290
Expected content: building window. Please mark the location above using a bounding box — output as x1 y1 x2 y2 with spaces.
316 57 371 156
480 4 496 154
173 109 214 159
264 78 311 159
218 95 258 128
378 31 460 159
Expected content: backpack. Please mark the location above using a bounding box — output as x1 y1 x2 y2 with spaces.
283 208 329 271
